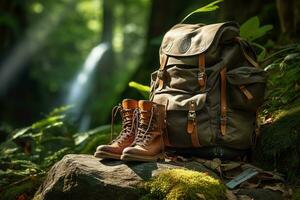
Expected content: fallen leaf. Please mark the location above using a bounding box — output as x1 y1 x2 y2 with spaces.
16 194 28 200
264 183 285 193
258 171 285 182
226 189 237 200
177 156 188 162
237 194 252 200
240 181 261 189
221 162 241 171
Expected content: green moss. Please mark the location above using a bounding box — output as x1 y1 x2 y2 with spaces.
255 103 300 181
292 188 300 200
140 168 226 200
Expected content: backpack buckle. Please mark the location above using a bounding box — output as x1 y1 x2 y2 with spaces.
188 100 196 121
220 115 227 125
188 111 196 121
157 69 164 79
198 72 206 88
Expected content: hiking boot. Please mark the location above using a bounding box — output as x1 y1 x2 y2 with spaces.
121 100 166 162
94 99 138 159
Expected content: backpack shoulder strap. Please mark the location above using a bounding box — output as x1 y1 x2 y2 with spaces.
157 54 169 90
235 37 259 68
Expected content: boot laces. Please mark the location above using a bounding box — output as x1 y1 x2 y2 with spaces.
110 105 137 144
134 107 156 146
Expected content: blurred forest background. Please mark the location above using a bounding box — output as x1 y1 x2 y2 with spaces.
0 0 300 199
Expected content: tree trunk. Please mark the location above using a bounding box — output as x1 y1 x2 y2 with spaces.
0 0 27 62
276 0 300 40
101 0 114 44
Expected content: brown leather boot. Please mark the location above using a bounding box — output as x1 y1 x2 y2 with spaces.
121 100 166 162
94 99 138 159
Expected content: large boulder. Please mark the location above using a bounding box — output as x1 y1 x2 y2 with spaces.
33 154 218 200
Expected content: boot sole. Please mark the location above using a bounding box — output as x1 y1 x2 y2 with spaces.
94 151 121 160
121 153 164 162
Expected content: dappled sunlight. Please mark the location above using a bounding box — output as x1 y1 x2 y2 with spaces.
0 0 75 96
0 0 299 199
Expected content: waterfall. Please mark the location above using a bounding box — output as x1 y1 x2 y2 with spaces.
65 43 108 129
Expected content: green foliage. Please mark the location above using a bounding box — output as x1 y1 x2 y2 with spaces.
128 81 150 98
181 0 223 23
240 16 273 62
0 12 19 34
255 43 300 182
292 187 300 200
0 107 74 199
240 16 273 42
74 125 114 154
263 44 300 111
0 106 113 199
255 103 300 182
141 169 226 200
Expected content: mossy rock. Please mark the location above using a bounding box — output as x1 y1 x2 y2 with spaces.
140 168 226 200
292 187 300 200
255 103 300 181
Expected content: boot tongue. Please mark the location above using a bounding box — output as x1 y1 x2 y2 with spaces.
122 99 138 109
138 100 154 111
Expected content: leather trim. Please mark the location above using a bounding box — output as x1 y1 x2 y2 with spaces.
198 54 206 92
220 67 227 136
162 102 172 147
158 54 169 90
187 100 201 147
235 37 259 68
239 85 253 100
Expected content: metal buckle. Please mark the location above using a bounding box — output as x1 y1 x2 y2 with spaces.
188 111 196 121
157 69 164 79
220 115 227 125
197 72 206 80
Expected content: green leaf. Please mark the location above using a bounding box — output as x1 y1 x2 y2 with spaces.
73 125 110 146
12 127 31 140
48 105 73 116
240 16 260 41
31 115 65 129
128 81 150 92
181 0 223 23
240 16 273 41
128 81 150 98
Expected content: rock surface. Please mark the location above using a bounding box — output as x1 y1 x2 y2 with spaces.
33 154 217 200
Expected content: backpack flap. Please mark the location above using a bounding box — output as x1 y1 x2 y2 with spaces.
154 22 240 99
160 22 240 67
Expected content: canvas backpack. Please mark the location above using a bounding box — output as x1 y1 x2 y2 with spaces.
150 22 267 155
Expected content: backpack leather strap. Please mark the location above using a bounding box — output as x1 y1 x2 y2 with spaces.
157 54 169 90
235 37 259 68
163 100 171 147
198 54 206 92
220 66 227 136
239 85 253 100
187 100 201 147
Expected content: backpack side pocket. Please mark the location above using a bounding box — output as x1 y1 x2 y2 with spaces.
227 66 267 112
